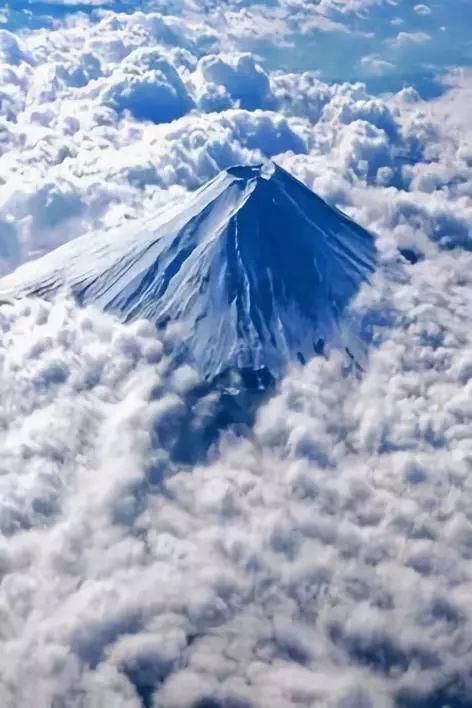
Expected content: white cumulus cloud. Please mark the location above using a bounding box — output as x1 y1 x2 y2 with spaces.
0 1 471 705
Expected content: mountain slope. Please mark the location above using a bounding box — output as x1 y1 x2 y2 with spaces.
0 162 376 379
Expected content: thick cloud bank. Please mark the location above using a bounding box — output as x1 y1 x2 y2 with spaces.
1 246 472 707
1 1 472 706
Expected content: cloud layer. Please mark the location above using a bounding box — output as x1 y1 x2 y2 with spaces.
0 5 470 275
0 1 472 707
1 243 472 706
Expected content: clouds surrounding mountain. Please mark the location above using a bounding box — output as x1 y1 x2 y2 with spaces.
0 1 471 706
0 163 377 379
2 243 472 707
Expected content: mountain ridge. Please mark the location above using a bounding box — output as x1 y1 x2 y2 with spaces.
0 162 376 380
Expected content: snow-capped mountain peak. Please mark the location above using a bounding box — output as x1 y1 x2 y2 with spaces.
0 162 376 380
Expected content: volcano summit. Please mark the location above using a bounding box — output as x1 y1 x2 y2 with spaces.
0 163 376 380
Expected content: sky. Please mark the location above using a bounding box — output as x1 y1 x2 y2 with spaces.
0 0 472 707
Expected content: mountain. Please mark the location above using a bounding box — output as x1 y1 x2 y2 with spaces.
0 162 376 380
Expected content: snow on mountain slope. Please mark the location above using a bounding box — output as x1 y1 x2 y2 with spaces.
0 162 376 379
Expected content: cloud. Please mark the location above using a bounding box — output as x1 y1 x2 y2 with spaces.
100 47 194 123
0 1 471 706
30 0 114 4
1 228 472 706
414 4 432 16
194 53 274 111
359 54 395 76
311 0 389 16
387 31 431 48
0 29 32 66
0 2 468 276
